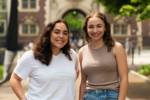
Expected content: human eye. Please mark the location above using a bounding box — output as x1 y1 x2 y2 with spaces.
54 31 59 34
88 26 93 28
63 32 68 35
97 25 102 28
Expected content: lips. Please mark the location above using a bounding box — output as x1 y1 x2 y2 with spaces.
56 40 64 43
92 33 100 37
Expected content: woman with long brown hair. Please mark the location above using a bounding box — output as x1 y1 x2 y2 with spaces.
10 19 79 100
79 12 128 100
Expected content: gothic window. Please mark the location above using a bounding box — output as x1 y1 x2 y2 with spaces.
121 24 127 34
19 17 38 36
30 0 36 8
22 24 36 35
114 24 119 34
111 17 130 36
22 0 36 9
113 24 128 35
113 24 127 35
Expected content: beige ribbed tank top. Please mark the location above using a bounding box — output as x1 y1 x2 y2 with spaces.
82 44 120 92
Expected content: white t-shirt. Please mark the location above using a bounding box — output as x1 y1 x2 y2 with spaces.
14 49 79 100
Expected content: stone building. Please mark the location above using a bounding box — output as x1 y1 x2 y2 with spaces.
0 0 150 49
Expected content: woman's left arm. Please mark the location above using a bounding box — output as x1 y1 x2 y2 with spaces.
114 42 128 100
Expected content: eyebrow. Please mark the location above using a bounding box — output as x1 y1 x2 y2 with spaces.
88 24 102 26
54 29 68 32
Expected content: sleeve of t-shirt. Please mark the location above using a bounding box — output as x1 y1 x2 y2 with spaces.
13 51 33 80
71 49 79 73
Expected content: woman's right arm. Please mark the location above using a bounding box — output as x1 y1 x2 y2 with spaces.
10 72 26 100
79 48 87 100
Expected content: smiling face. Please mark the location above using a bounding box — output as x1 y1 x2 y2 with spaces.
50 22 68 50
87 16 106 42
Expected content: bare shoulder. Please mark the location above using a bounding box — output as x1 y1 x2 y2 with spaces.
114 42 124 50
113 42 125 56
78 47 83 56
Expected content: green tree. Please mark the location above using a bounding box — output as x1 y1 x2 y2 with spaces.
64 11 84 31
0 13 2 19
116 0 150 21
95 0 150 21
95 0 131 14
0 1 3 19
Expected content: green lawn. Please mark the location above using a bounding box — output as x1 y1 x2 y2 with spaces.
0 65 3 80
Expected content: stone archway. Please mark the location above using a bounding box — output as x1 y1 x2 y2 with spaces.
55 3 91 19
44 0 100 25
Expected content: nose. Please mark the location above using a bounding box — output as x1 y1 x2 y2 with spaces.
93 27 97 33
59 33 64 38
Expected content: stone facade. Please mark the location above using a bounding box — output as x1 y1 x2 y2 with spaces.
0 0 150 49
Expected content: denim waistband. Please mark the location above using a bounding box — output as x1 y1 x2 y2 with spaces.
86 89 118 95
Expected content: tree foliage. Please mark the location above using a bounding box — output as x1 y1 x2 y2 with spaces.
0 2 3 19
95 0 131 14
64 11 85 31
95 0 150 21
116 0 150 21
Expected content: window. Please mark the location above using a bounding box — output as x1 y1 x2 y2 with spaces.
0 22 4 33
0 0 6 10
111 18 130 36
22 24 36 35
19 17 39 36
18 0 39 12
30 0 36 8
22 0 28 8
121 25 127 34
22 0 36 9
30 24 36 34
113 24 128 35
22 24 28 34
114 24 119 34
0 20 6 36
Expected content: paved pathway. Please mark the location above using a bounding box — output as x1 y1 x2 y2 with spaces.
127 73 150 100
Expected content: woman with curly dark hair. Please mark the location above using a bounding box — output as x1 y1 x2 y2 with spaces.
10 19 79 100
79 12 128 100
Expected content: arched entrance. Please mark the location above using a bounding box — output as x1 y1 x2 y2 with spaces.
63 9 86 40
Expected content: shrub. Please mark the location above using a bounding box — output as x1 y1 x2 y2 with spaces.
0 65 3 80
138 64 150 76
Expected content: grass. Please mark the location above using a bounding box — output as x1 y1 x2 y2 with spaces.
0 65 3 80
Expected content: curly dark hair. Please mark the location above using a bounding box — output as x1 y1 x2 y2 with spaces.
83 12 115 52
33 19 72 66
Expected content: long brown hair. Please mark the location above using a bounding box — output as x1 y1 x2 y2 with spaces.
33 19 72 66
83 12 115 52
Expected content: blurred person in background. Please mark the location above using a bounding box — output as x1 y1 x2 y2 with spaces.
24 41 34 51
77 37 84 49
73 38 79 52
79 12 128 100
10 19 79 100
28 41 34 50
125 38 133 56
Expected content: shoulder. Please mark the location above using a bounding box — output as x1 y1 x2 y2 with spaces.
113 42 125 55
69 49 78 58
70 49 77 55
24 50 34 58
78 46 85 59
78 44 88 53
20 50 35 62
114 42 124 49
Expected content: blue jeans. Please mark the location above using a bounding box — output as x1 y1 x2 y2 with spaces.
83 89 119 100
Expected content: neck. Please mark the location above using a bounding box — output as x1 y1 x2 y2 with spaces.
51 47 61 56
90 39 104 49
